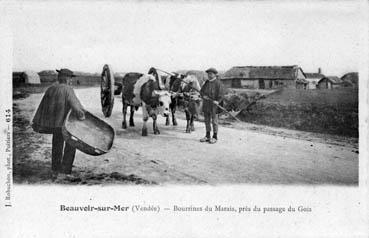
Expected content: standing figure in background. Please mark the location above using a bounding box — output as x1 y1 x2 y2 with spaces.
199 67 225 144
32 68 85 180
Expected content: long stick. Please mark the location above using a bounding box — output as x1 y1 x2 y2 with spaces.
154 67 241 122
154 68 175 76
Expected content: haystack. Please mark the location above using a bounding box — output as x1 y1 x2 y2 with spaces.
23 71 41 84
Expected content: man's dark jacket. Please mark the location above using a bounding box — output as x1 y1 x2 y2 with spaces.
200 78 225 114
32 83 84 134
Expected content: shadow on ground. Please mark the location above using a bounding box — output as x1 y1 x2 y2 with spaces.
13 100 155 185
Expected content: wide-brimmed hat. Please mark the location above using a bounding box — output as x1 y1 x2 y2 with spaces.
56 68 76 77
205 67 218 74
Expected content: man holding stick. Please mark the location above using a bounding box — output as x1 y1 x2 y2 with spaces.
199 67 225 144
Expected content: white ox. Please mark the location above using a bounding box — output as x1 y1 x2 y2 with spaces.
122 74 171 136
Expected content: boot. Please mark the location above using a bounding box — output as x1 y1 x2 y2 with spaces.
200 132 210 142
209 133 218 144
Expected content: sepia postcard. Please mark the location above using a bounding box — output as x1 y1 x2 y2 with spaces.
0 0 368 237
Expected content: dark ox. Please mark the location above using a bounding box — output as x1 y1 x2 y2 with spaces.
121 73 171 136
165 74 202 133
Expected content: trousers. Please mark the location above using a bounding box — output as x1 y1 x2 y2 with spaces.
204 111 218 134
52 129 76 174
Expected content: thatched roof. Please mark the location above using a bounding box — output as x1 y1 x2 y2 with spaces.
305 73 325 79
341 72 358 84
222 66 303 80
38 70 57 75
319 76 343 84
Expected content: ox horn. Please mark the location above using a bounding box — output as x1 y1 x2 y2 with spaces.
149 67 167 90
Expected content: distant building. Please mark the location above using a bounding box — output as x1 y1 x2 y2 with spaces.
12 71 41 86
38 70 57 83
341 72 358 88
304 68 325 90
221 65 308 89
317 76 343 89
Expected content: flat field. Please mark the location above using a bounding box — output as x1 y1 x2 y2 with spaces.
238 88 358 137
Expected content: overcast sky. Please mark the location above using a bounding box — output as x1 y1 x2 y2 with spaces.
9 0 366 76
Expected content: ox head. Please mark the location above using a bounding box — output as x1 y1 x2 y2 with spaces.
181 75 201 92
152 90 171 116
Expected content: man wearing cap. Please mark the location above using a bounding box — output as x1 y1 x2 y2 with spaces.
32 68 85 179
199 67 225 144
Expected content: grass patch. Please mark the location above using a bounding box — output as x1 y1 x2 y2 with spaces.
238 88 358 137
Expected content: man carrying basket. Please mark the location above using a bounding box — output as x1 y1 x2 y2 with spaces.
32 68 85 180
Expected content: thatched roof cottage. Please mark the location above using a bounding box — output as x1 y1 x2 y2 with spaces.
317 76 343 89
341 72 358 87
221 65 308 89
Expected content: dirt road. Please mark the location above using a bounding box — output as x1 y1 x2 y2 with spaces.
13 87 358 185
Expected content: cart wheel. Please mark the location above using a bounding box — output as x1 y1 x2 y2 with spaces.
101 64 115 117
